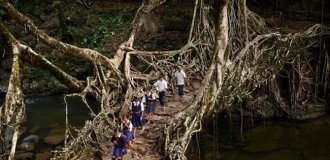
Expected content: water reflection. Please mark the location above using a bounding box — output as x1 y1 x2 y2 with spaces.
24 95 95 159
187 115 330 160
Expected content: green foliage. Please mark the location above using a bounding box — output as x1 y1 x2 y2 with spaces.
68 13 130 51
23 68 68 94
0 9 5 17
203 3 213 13
24 69 48 80
48 78 68 94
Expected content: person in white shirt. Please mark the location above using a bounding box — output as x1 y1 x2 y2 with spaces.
174 66 186 100
121 114 133 150
154 74 168 108
129 96 145 138
142 86 157 123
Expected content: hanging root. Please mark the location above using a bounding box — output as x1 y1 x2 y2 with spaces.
161 0 329 159
0 0 329 159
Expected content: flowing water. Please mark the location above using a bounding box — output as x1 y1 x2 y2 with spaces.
187 114 330 160
23 95 94 159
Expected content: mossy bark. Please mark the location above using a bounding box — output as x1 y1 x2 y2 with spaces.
0 23 25 160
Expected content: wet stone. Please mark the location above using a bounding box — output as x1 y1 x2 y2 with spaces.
15 152 34 160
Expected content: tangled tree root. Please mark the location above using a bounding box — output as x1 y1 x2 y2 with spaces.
0 0 328 159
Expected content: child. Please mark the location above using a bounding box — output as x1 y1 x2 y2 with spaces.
142 86 157 123
121 114 133 151
154 74 168 109
129 96 145 139
174 66 186 100
111 128 127 160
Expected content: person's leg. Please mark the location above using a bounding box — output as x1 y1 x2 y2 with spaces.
131 114 137 140
138 113 144 131
147 112 150 123
158 92 162 106
132 127 136 141
112 148 116 160
159 92 165 107
151 104 155 122
128 141 131 150
178 85 184 98
113 147 121 160
145 105 149 123
163 92 166 107
177 85 180 100
150 112 154 123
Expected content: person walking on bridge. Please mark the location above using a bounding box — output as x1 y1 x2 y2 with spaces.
174 66 186 101
154 74 168 110
142 86 157 123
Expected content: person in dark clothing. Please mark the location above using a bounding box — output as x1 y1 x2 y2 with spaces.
121 114 133 151
142 86 157 123
111 128 127 160
129 96 145 139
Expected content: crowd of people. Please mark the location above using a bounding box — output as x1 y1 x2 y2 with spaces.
110 66 186 160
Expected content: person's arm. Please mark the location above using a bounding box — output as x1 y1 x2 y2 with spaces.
140 102 144 120
123 121 128 128
129 122 133 130
129 102 133 110
154 81 159 91
173 72 178 84
120 136 128 149
164 81 168 91
142 95 146 104
111 135 115 143
129 102 133 114
151 93 156 100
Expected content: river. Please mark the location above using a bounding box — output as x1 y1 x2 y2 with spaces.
187 114 330 160
23 96 330 160
23 95 93 159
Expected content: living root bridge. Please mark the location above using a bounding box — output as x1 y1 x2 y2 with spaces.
160 25 328 159
158 1 329 160
0 0 329 159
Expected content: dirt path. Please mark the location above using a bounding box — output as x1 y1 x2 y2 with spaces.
101 83 199 160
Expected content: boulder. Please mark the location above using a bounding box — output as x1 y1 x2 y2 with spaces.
22 135 40 144
35 150 52 160
23 79 48 94
41 16 59 29
17 135 40 152
18 126 27 138
44 134 64 145
17 142 36 152
15 152 34 160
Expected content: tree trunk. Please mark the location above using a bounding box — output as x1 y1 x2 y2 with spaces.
0 23 25 160
159 1 229 159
